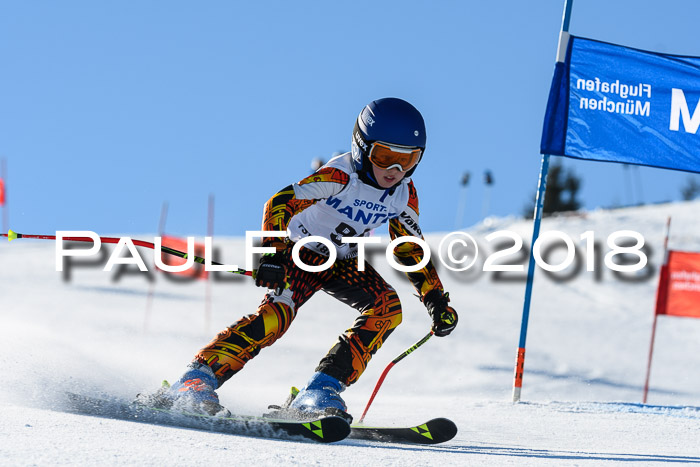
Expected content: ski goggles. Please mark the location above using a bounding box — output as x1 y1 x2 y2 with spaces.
367 142 422 172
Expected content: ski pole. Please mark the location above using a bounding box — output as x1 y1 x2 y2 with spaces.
358 330 434 424
1 229 253 276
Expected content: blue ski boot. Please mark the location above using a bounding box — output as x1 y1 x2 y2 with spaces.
139 363 229 417
286 372 352 423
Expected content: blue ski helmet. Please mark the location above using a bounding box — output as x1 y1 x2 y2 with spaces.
351 98 426 184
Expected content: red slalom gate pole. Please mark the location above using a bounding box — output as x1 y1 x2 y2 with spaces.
358 331 433 424
643 216 672 403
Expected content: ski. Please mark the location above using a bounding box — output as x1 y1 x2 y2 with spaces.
64 392 350 444
349 417 457 444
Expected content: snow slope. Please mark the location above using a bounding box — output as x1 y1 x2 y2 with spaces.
1 201 700 466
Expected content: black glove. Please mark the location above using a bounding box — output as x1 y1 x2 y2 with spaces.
254 252 287 295
423 289 458 337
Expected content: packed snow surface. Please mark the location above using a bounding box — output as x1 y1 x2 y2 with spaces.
2 201 700 465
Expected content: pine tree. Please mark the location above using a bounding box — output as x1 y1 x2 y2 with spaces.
523 161 583 217
680 176 700 201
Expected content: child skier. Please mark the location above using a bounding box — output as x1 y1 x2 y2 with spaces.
154 97 458 421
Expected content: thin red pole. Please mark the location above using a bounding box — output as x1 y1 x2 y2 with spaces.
643 216 672 403
642 314 659 403
205 194 215 332
144 202 169 332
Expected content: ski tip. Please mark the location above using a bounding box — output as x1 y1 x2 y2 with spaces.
425 417 458 443
7 229 17 242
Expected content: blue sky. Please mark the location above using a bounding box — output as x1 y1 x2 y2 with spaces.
1 0 699 237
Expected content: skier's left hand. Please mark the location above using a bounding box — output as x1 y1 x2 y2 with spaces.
423 289 458 337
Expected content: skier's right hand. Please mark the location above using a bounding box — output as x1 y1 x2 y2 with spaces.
254 252 288 295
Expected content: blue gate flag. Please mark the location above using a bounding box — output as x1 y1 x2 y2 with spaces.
541 36 700 174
